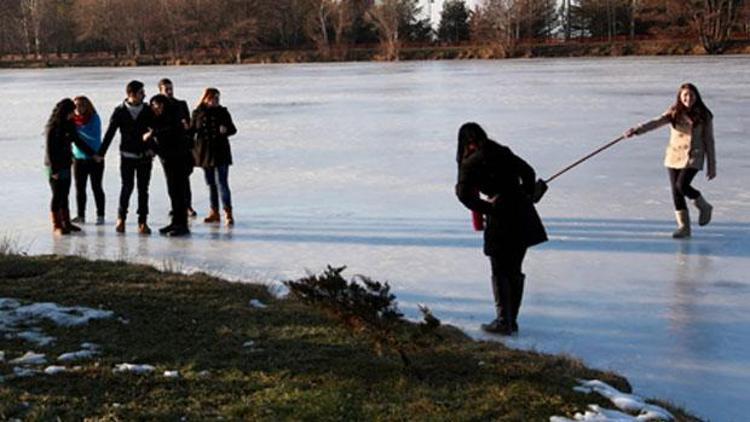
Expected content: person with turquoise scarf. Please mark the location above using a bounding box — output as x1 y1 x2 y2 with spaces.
72 96 105 225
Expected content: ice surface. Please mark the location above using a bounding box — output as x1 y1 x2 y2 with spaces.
0 57 748 420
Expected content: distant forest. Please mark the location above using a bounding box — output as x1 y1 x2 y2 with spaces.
1 0 748 63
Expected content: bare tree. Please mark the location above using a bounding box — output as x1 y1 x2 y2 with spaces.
690 0 744 53
470 0 518 56
366 0 404 60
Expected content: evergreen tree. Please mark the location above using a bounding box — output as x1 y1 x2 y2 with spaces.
438 0 471 43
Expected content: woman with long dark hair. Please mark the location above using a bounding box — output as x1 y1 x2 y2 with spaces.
192 88 237 226
45 98 100 235
455 122 547 335
625 83 716 238
71 95 105 225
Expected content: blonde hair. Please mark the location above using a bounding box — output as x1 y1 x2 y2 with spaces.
73 95 97 119
197 88 220 108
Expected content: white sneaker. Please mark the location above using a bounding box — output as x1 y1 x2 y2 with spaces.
96 216 105 226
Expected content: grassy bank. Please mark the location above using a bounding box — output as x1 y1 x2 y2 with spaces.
0 253 699 420
2 39 750 68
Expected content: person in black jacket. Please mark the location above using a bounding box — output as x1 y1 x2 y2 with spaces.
158 78 197 218
99 80 155 235
45 98 101 235
192 88 238 226
143 94 190 237
455 122 547 335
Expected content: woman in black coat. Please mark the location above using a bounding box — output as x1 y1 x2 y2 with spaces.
191 88 238 226
455 122 547 335
45 98 100 235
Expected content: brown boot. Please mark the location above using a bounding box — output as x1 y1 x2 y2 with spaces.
51 211 68 236
115 218 125 233
138 219 152 235
204 208 220 223
224 208 234 227
61 208 81 232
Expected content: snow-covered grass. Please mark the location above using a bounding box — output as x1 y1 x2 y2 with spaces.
0 254 701 420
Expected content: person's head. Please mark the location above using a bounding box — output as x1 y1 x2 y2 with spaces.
457 122 489 164
46 98 76 135
672 82 712 124
126 80 145 105
198 88 221 108
158 78 174 98
149 94 169 117
73 95 96 119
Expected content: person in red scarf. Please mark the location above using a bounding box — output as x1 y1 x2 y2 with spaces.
72 96 105 225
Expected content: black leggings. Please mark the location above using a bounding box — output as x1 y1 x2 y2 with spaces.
73 159 105 218
668 168 700 211
49 174 71 213
489 246 527 323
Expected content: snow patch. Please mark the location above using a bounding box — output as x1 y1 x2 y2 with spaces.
0 350 5 363
44 366 67 375
551 380 674 421
0 297 116 346
58 350 98 362
10 351 46 365
113 363 155 374
13 367 40 378
163 370 180 378
248 299 267 309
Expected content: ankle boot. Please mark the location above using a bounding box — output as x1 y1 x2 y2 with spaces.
138 217 152 235
51 211 68 235
510 274 525 333
115 218 125 233
61 208 81 232
693 195 713 226
224 207 234 226
672 210 691 239
204 208 220 223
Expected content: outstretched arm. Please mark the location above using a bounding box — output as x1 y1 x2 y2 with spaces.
98 110 119 156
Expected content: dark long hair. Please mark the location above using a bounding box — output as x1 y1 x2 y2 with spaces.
671 83 713 126
456 122 489 165
46 98 76 137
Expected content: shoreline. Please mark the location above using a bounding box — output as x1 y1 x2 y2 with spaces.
3 39 750 68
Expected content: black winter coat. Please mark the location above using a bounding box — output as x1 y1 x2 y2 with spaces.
99 101 155 157
45 121 97 173
455 140 547 256
148 109 189 163
191 105 237 168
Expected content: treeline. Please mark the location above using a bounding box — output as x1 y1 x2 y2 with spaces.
1 0 749 63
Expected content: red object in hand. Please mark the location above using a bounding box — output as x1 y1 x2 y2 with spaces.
471 211 484 231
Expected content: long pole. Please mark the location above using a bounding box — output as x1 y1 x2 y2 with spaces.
544 135 625 184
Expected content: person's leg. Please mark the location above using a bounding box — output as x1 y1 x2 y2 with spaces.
91 160 106 223
668 168 691 238
217 165 233 225
508 247 528 332
484 254 514 335
185 157 196 216
59 173 79 232
678 167 714 226
163 160 188 232
135 159 152 232
203 167 220 223
73 159 88 221
117 158 136 232
49 175 66 234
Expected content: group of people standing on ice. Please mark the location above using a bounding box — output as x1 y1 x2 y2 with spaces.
456 82 717 335
44 79 237 237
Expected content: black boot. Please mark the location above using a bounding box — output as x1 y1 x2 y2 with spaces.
510 274 526 333
482 275 513 335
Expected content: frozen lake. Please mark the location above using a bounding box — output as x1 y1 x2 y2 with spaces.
1 57 749 420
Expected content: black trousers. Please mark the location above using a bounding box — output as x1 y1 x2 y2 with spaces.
162 158 189 228
49 174 71 213
668 167 700 211
489 246 527 324
118 157 152 223
73 159 105 218
185 155 194 209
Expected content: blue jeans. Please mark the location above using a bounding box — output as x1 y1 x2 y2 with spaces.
203 165 232 210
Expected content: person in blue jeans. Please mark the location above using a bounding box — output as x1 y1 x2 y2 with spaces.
191 88 237 226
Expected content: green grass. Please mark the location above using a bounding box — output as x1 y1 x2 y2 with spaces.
0 254 700 420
